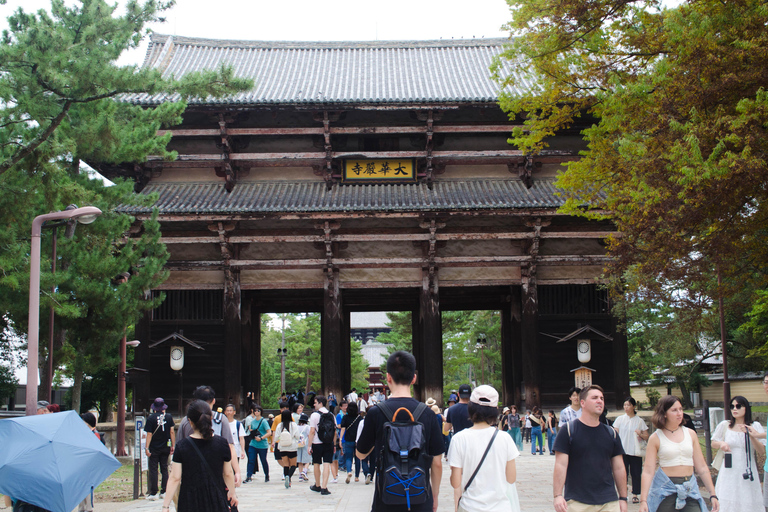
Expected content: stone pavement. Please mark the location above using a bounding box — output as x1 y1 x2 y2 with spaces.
101 443 648 512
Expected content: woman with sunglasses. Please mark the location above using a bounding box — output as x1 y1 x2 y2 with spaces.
710 396 765 512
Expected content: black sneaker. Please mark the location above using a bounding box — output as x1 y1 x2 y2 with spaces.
310 485 322 492
320 488 331 495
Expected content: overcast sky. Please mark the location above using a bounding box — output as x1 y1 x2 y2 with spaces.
1 0 513 66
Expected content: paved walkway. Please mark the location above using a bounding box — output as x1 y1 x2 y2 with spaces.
101 444 648 512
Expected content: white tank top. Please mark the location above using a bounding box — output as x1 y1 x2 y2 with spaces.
656 428 694 467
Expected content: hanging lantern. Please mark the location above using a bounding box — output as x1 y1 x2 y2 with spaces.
577 339 591 363
170 345 184 371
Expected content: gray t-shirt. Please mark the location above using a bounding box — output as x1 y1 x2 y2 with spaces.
176 410 235 445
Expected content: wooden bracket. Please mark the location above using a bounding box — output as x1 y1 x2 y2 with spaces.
509 155 542 189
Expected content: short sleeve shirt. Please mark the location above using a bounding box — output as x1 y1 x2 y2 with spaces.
612 414 648 456
447 427 519 512
559 406 582 427
356 397 444 512
245 416 270 449
145 412 175 452
553 420 625 505
446 403 473 434
177 415 234 445
309 407 334 444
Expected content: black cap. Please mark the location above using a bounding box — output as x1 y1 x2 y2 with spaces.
458 384 472 399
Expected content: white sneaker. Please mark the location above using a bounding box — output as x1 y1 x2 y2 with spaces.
159 493 165 499
145 494 157 501
281 475 285 480
331 478 338 483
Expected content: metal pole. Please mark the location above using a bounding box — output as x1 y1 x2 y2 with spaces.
26 206 101 416
703 399 712 464
718 269 731 413
46 227 58 404
117 331 127 456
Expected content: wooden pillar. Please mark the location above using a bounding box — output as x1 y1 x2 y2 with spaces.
521 263 540 410
341 309 351 398
133 309 152 414
321 268 344 401
612 304 630 409
240 296 254 412
224 269 242 407
415 268 442 404
500 288 521 406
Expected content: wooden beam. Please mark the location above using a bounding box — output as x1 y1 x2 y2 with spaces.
157 124 528 138
159 231 618 244
164 254 611 271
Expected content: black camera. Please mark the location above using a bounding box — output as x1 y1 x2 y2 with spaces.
743 468 754 481
724 453 732 468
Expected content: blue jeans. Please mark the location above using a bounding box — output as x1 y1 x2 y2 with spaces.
343 441 370 477
531 426 543 453
547 428 556 453
247 446 269 479
508 427 522 451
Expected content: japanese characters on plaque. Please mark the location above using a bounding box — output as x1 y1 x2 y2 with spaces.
342 159 416 182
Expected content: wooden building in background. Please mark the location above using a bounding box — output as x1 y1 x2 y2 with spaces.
98 36 629 412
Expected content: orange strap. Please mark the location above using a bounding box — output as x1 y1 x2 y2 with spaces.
392 407 415 422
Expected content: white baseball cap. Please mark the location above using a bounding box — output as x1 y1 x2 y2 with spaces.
469 385 499 408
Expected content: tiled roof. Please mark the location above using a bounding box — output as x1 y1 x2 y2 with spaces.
118 179 563 215
123 35 530 106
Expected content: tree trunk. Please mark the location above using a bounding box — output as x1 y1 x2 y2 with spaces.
677 380 692 408
71 369 84 413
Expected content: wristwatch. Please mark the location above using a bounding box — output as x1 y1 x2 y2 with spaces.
618 497 628 501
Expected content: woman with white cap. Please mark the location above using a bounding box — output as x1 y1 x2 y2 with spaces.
447 385 520 512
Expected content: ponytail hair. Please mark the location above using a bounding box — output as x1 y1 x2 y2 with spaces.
188 399 214 439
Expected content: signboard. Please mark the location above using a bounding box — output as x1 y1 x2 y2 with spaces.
140 430 148 471
692 408 705 432
342 159 416 182
134 416 144 460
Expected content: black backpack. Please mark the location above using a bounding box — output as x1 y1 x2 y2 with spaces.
317 411 336 444
376 401 432 510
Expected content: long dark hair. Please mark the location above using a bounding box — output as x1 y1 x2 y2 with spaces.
347 401 359 417
281 409 292 432
188 399 214 439
729 395 752 427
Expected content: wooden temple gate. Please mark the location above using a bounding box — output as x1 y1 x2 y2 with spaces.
103 36 630 413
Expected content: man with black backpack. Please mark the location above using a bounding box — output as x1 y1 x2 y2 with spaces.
356 351 444 512
308 394 337 495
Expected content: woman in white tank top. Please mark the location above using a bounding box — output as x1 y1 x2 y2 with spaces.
638 395 718 512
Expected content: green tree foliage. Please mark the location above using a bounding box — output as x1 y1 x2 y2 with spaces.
0 0 253 410
494 0 768 358
259 314 369 408
379 310 502 401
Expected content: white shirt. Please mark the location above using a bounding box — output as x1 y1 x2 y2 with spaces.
447 426 520 512
228 419 246 457
309 407 334 444
558 406 582 427
358 398 367 412
612 413 648 456
347 392 358 403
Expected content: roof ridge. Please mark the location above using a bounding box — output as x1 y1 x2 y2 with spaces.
149 33 511 50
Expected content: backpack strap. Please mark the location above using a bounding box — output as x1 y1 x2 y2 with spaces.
376 401 394 422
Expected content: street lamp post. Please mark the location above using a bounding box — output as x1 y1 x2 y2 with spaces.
26 206 101 416
117 338 140 456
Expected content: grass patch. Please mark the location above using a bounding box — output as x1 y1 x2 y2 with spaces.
95 463 136 503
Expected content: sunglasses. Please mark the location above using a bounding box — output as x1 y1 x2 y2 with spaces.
730 403 743 410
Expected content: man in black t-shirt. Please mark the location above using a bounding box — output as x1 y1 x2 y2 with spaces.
552 385 627 512
356 351 444 512
145 397 176 499
443 383 472 436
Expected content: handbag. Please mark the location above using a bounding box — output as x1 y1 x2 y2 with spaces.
188 439 237 512
457 429 499 511
711 449 724 470
634 433 647 457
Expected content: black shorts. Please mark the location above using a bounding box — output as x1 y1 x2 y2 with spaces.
274 447 282 460
311 443 334 464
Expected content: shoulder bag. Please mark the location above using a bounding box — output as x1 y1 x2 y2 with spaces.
188 438 237 512
457 429 499 511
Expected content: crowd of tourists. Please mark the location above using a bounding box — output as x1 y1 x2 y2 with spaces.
12 359 761 512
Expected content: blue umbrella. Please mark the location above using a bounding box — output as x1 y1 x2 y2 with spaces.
0 410 121 512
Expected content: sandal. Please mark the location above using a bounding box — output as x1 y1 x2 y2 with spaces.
632 496 640 504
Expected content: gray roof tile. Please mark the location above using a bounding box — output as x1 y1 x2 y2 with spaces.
123 35 530 106
119 179 562 215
